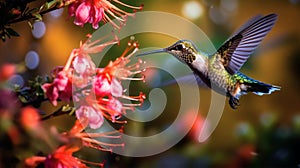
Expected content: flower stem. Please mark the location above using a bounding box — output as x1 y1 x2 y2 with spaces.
41 106 72 121
7 0 77 25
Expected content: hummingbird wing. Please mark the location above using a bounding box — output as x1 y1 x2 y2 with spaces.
216 14 278 75
231 14 263 35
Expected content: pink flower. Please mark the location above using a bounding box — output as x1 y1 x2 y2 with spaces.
111 77 123 97
72 54 95 75
68 0 143 29
106 97 123 121
93 74 111 97
42 83 59 106
76 105 104 129
93 75 123 97
70 36 145 128
43 35 146 130
42 70 73 106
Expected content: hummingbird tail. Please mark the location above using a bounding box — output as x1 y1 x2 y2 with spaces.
245 81 281 96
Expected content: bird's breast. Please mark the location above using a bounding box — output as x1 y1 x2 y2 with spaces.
190 54 208 75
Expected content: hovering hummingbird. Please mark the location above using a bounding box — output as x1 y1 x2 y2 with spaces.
137 14 280 109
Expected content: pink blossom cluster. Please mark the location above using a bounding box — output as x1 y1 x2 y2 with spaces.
68 0 143 29
42 36 145 129
0 0 146 167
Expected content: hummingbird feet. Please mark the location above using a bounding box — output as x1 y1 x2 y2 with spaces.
229 95 240 109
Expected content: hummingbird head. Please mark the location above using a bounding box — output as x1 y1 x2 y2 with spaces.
136 40 198 64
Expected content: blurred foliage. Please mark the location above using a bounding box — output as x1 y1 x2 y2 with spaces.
0 0 66 41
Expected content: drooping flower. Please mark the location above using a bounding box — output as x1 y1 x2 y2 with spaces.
44 145 89 168
74 40 146 128
68 0 143 29
93 74 123 97
42 69 73 106
42 35 118 106
75 105 104 129
24 119 118 168
71 34 119 83
67 119 124 153
24 145 90 168
43 34 146 129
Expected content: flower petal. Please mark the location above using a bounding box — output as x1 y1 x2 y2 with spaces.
76 106 104 129
42 83 59 106
93 75 111 97
74 2 91 26
111 78 123 97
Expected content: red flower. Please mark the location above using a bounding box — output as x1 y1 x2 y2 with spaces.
45 145 89 168
24 144 92 168
23 119 115 168
69 119 124 153
68 0 143 29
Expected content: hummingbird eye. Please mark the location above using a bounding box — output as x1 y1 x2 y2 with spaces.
175 45 183 50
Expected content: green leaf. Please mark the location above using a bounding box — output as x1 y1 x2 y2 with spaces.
6 28 20 37
46 0 59 9
27 21 33 29
62 104 72 112
39 4 46 11
18 95 28 103
69 108 76 116
6 31 11 38
32 13 42 21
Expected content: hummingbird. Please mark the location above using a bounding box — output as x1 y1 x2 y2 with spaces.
137 14 280 109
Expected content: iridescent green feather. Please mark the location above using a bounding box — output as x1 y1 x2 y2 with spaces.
233 72 258 84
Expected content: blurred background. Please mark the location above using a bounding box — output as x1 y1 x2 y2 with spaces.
1 0 300 167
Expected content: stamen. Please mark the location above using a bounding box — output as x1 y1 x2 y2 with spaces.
103 13 120 29
63 50 77 71
86 143 113 152
77 158 105 168
80 133 122 139
123 103 142 107
122 106 134 111
82 137 124 147
106 9 126 22
120 76 144 81
112 0 143 10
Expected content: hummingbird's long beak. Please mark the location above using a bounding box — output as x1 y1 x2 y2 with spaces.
136 48 167 57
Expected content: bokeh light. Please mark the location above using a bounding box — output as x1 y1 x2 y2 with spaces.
32 21 46 39
289 0 300 4
220 0 238 12
260 112 277 128
8 74 24 87
209 6 228 25
182 1 204 20
49 8 64 19
25 50 40 70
